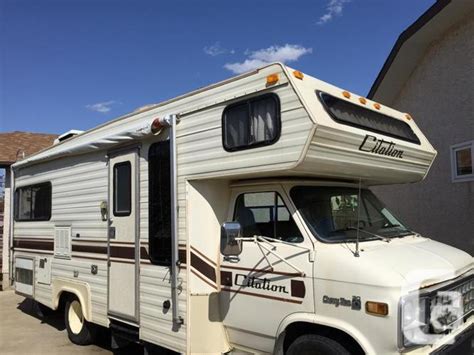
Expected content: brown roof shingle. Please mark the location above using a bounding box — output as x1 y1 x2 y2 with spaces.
0 131 58 166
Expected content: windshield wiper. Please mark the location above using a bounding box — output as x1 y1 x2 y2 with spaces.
338 227 391 243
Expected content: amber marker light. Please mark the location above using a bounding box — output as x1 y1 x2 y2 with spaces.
266 74 279 85
359 97 367 105
342 91 351 99
373 103 381 110
405 113 413 120
366 301 389 316
293 70 304 80
151 118 162 134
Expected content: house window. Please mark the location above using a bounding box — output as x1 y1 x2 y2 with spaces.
233 191 303 243
148 141 172 266
14 182 52 221
222 94 281 151
113 162 132 216
451 140 474 182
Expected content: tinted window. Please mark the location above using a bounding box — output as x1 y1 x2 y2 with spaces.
318 91 420 144
234 192 303 243
148 141 172 266
223 94 281 151
113 162 132 216
14 182 52 221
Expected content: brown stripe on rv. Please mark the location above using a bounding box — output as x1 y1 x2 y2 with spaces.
72 244 108 254
221 287 303 304
13 239 53 251
190 252 216 283
110 246 135 259
290 280 306 299
140 246 187 265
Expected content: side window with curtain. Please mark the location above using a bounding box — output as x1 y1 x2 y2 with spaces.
233 191 303 243
223 94 281 151
14 182 52 221
148 141 172 266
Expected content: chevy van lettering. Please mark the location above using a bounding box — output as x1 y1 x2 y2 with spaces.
235 274 288 294
323 295 361 311
359 135 404 159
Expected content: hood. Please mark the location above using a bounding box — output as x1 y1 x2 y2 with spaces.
316 236 473 290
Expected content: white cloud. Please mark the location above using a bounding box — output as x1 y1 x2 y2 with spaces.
224 44 312 74
204 42 234 56
86 100 119 113
317 0 350 25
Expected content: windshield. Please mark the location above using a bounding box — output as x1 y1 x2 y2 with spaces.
290 186 413 242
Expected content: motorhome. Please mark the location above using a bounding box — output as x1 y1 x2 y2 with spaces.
10 63 473 354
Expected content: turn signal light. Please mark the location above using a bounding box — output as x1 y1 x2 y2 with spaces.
293 70 304 80
366 301 389 316
405 113 413 120
342 91 351 99
373 103 381 110
266 74 279 85
359 97 367 105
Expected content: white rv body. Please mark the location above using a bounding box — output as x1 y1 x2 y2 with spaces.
10 63 473 354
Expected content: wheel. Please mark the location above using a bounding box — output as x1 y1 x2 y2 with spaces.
64 296 96 345
286 334 350 355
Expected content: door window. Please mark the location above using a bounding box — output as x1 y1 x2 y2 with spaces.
113 162 132 216
233 191 303 243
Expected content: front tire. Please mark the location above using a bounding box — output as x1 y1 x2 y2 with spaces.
286 334 350 355
64 296 96 345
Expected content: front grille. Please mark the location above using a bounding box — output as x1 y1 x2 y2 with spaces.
428 274 474 333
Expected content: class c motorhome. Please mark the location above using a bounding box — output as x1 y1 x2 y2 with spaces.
10 63 473 354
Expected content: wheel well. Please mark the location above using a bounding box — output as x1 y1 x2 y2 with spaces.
57 291 76 312
283 322 365 355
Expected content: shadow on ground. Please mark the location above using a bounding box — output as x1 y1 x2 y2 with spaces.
17 298 144 355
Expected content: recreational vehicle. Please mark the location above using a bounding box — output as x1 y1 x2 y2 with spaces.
9 63 473 354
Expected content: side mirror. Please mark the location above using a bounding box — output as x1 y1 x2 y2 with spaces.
220 222 243 256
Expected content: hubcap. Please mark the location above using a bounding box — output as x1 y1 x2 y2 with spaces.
68 300 84 335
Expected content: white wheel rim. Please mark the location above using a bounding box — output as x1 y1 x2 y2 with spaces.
68 300 84 335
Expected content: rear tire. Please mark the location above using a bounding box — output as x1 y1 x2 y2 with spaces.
64 296 96 345
286 334 350 355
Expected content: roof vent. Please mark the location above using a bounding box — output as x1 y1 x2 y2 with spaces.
54 130 84 144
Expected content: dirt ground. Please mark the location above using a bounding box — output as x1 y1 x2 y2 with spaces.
0 290 143 355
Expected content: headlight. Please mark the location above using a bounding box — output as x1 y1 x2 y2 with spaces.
399 295 429 349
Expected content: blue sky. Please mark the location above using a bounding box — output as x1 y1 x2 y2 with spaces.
0 0 434 135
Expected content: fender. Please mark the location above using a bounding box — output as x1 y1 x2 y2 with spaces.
51 278 93 322
274 312 375 355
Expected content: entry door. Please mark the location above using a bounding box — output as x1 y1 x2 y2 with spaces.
108 150 138 321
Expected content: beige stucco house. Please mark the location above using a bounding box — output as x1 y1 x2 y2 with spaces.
369 0 474 255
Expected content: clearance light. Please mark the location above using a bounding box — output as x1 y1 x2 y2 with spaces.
342 91 351 99
373 103 381 110
405 113 413 121
359 97 367 105
293 70 304 80
266 74 279 85
366 301 389 316
151 118 163 134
